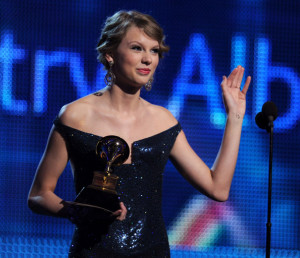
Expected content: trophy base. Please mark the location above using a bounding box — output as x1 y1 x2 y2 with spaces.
64 201 113 214
74 185 120 213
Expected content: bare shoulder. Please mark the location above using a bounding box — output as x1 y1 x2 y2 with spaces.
145 101 178 129
57 95 97 129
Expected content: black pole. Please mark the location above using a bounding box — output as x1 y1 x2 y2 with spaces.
266 124 273 258
255 101 278 257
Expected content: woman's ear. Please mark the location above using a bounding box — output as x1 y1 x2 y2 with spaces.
105 53 114 63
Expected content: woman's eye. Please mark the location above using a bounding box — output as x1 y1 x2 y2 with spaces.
131 45 142 51
151 48 159 54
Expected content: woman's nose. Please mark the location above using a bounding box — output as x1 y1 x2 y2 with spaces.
141 52 152 65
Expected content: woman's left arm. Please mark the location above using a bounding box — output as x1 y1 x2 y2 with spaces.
170 66 251 202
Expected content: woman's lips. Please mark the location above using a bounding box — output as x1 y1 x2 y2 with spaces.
137 68 151 75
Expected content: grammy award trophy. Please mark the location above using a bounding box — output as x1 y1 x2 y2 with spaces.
71 135 129 214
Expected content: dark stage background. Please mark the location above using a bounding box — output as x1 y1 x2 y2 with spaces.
0 0 299 257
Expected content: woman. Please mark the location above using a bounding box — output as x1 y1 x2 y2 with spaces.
28 10 251 257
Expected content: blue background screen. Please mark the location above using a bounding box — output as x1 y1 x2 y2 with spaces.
0 0 299 257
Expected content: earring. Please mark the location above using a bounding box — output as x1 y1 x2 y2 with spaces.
144 77 153 91
104 61 116 87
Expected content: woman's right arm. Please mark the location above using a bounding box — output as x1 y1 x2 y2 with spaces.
27 125 69 218
27 117 127 222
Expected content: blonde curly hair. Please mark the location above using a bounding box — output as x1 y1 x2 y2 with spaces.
96 10 169 70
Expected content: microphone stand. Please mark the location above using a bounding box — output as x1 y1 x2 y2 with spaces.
266 121 274 258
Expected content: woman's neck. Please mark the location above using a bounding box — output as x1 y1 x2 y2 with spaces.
106 85 143 114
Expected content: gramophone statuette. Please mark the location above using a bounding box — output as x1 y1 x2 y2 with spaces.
74 136 129 213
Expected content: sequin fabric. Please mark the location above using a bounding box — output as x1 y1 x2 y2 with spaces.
53 118 181 257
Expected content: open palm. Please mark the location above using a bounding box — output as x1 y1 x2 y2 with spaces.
221 66 251 117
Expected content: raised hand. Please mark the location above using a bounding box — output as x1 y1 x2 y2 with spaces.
221 66 251 118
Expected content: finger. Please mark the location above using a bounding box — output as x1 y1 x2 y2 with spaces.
241 76 251 95
113 202 127 221
119 202 127 212
227 67 238 85
237 67 245 88
220 76 228 93
115 212 125 221
232 66 243 88
112 209 122 217
227 67 238 80
119 202 127 219
117 213 125 221
231 66 239 88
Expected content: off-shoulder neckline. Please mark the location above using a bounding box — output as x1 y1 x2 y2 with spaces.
54 117 180 145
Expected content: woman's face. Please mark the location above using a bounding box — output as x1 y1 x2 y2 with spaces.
108 26 160 88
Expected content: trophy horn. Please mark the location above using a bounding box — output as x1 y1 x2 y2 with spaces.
96 136 130 176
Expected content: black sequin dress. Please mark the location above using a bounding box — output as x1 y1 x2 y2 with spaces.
53 118 181 257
